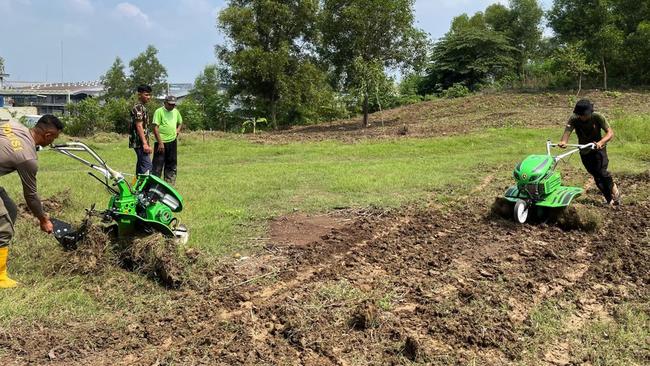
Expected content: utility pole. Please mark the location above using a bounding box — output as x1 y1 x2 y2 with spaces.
60 40 64 82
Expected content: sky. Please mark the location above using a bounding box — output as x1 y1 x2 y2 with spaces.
0 0 553 83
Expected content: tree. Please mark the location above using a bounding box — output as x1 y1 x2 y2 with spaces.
63 98 112 137
101 57 130 100
103 98 132 134
320 0 427 127
129 45 168 97
626 21 650 84
191 65 230 131
485 4 511 33
0 56 5 74
508 0 544 82
217 0 319 129
176 97 206 131
424 28 516 92
449 12 488 34
548 0 621 89
277 62 347 124
552 43 599 95
485 1 543 83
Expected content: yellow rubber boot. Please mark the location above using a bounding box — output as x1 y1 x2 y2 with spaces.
0 247 18 289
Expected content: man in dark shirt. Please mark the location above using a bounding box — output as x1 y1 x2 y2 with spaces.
559 99 620 205
130 85 153 174
0 115 62 288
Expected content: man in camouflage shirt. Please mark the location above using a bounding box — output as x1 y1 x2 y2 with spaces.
130 85 153 174
559 99 621 205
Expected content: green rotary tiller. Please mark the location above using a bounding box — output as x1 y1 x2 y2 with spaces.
50 142 188 249
504 140 596 224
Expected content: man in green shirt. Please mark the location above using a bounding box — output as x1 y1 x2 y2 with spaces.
558 99 620 205
152 95 183 184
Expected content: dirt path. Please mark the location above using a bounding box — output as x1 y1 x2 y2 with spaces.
2 174 649 365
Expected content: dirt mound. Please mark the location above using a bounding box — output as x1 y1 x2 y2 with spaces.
490 197 603 232
554 204 603 232
50 224 113 275
47 218 192 288
116 233 188 289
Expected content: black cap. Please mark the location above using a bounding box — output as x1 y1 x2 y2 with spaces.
574 99 594 116
164 95 177 105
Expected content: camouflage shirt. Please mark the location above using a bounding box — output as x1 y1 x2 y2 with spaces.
129 103 149 149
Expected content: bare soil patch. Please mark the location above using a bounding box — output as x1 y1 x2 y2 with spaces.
269 211 352 246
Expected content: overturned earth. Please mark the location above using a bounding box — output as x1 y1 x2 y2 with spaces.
1 173 649 365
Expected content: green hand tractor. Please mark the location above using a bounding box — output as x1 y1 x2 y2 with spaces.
504 140 596 224
50 142 188 249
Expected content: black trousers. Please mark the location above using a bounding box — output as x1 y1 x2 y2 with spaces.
580 149 614 202
152 139 178 184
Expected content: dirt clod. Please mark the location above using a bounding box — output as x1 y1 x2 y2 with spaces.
401 336 421 361
555 204 603 232
349 301 380 331
117 234 186 289
490 197 514 219
52 223 113 275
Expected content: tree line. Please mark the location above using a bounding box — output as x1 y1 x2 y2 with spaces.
60 0 650 135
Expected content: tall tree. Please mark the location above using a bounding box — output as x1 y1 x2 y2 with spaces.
0 56 5 74
485 4 511 33
191 65 230 131
320 0 427 127
101 57 130 100
508 0 544 82
424 28 516 91
551 43 599 95
548 0 622 89
217 0 319 129
449 12 488 34
129 45 168 97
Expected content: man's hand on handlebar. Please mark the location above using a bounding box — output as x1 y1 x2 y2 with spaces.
558 141 567 149
595 141 604 150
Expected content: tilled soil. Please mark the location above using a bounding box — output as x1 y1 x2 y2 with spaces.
2 174 649 365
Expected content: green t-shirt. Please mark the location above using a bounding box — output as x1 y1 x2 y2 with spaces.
152 107 183 143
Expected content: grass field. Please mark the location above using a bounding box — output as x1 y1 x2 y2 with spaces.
1 93 648 365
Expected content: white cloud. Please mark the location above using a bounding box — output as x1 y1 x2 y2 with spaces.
114 2 152 28
66 0 93 13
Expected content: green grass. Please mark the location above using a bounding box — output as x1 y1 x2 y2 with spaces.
576 304 650 365
0 115 648 329
520 301 649 366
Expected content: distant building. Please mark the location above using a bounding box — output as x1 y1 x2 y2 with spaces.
0 81 103 115
165 83 193 102
0 80 212 115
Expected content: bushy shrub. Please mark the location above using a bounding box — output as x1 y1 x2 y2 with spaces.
63 98 112 137
441 83 471 98
103 98 132 134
